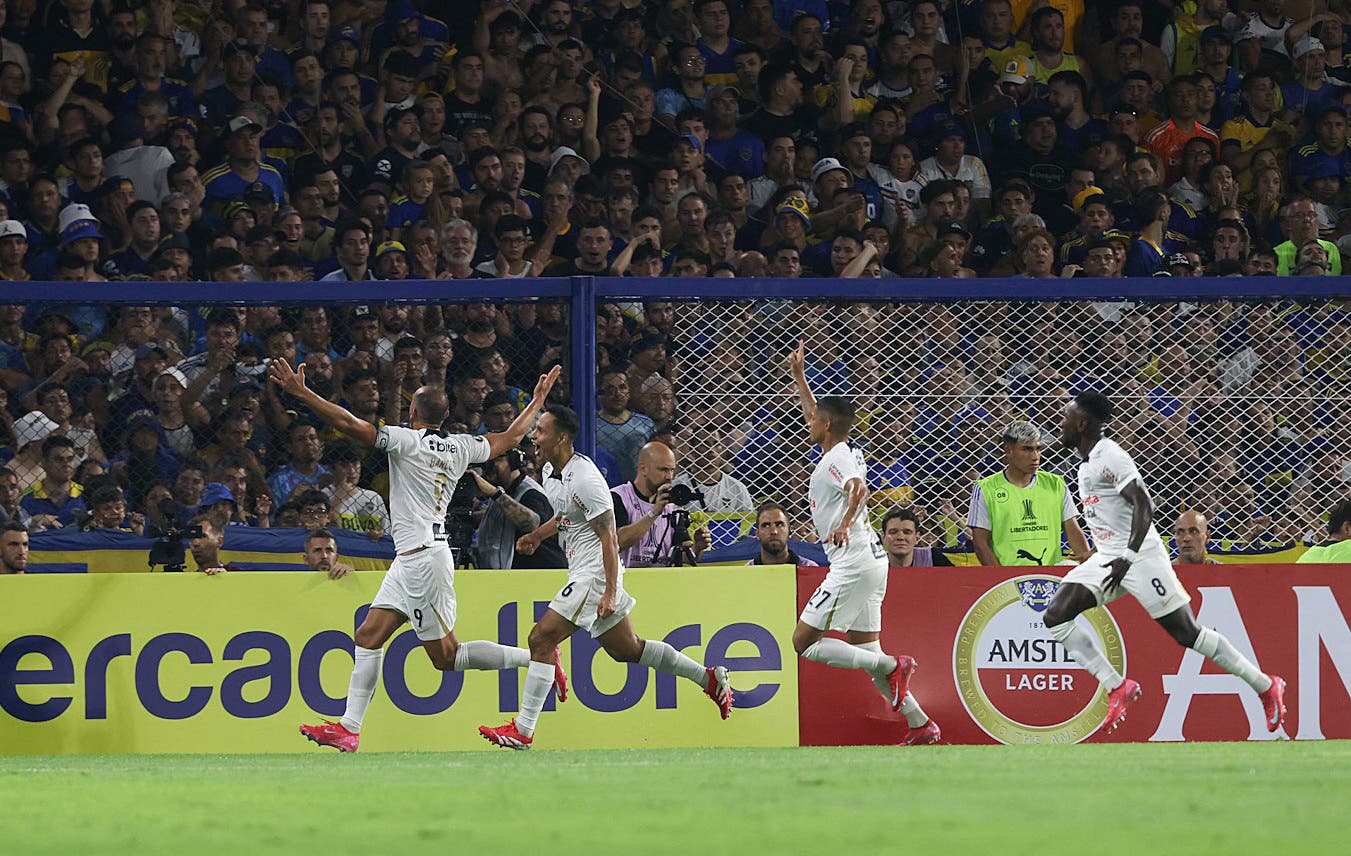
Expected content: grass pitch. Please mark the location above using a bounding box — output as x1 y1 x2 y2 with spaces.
4 742 1348 855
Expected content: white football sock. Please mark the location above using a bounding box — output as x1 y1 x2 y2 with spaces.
1192 627 1273 693
453 640 530 671
638 639 707 684
514 660 556 738
802 637 891 672
339 646 383 733
854 641 898 698
898 693 929 729
1046 620 1123 691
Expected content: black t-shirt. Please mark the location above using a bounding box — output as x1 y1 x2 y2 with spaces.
293 150 370 205
443 92 495 138
370 146 412 186
512 483 566 569
741 106 822 149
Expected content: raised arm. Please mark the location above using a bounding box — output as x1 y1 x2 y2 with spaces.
484 365 561 458
788 339 816 429
267 358 377 446
826 477 869 547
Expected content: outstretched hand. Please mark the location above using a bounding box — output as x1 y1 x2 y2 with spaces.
532 364 563 403
267 358 308 397
789 339 805 376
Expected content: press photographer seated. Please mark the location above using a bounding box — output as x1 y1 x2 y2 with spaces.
612 442 712 568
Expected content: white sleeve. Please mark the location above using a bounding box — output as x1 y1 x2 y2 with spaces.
461 434 492 465
574 464 616 523
1100 443 1142 490
967 483 991 529
827 447 865 487
1062 488 1078 522
1161 24 1178 69
375 425 420 458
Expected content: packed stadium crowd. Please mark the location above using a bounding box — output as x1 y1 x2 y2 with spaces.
0 0 1349 560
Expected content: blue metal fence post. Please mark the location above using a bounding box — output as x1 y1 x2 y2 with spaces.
570 275 598 457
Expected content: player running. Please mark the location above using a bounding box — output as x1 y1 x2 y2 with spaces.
479 405 733 749
272 358 567 752
788 341 939 745
1045 391 1287 734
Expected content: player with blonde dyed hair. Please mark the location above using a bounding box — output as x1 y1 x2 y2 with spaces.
788 341 939 745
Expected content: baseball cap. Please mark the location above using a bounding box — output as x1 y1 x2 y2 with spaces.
224 201 253 222
936 220 971 239
1167 252 1193 268
134 344 169 362
1001 57 1031 85
548 145 590 175
838 121 869 141
383 50 421 78
124 410 161 439
1200 25 1232 45
13 411 58 448
775 195 811 226
1073 186 1107 211
675 133 702 152
0 219 25 240
375 240 407 259
159 366 189 388
935 121 966 141
223 40 258 59
199 483 237 508
61 218 103 245
383 104 422 128
327 25 360 45
157 232 192 254
385 0 421 22
708 84 741 101
483 389 515 411
1293 36 1326 60
811 157 850 183
81 340 114 358
227 115 263 136
1020 100 1056 123
244 182 276 204
58 202 98 234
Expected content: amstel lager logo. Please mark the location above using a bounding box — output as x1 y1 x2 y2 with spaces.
953 575 1126 744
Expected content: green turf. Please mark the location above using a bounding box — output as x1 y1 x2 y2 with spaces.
3 743 1349 854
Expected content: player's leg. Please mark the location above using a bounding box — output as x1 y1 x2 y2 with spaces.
846 629 930 732
1043 575 1125 692
421 630 533 673
515 609 578 736
1154 604 1283 728
795 567 896 674
300 605 406 751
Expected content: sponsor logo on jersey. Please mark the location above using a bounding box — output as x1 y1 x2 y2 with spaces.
953 574 1125 744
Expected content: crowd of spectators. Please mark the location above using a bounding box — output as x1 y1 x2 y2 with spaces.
0 0 1349 557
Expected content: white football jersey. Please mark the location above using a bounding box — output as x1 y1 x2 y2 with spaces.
1076 437 1165 554
542 453 620 582
809 441 883 566
375 425 490 553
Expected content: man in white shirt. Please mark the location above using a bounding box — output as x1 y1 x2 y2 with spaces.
1043 391 1287 735
272 358 566 753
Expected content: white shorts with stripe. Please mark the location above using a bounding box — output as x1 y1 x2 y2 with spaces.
371 543 457 641
548 575 637 638
799 555 888 633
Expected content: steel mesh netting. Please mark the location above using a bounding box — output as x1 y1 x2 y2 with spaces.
3 295 572 536
661 296 1351 555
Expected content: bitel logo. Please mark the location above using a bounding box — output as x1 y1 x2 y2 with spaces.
953 575 1126 744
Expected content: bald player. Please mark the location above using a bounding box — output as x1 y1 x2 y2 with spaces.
1173 510 1221 566
612 441 712 567
270 357 567 752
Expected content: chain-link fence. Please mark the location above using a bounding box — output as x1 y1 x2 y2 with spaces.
2 290 573 546
665 297 1351 555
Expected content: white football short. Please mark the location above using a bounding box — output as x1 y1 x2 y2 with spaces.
799 555 889 633
548 575 637 638
371 544 458 641
1059 541 1191 619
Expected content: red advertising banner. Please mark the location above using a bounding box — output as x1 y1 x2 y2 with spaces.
797 566 1351 745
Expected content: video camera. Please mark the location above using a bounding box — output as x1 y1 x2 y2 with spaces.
663 484 705 567
148 499 204 572
445 472 480 567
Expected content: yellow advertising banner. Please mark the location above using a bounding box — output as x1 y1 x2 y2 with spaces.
0 568 799 754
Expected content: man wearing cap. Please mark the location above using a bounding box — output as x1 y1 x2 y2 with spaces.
473 446 566 570
201 40 259 125
372 105 423 187
1284 38 1341 123
202 115 287 214
917 121 992 218
28 203 105 283
704 85 764 178
372 241 409 280
1060 187 1117 266
196 482 242 533
0 220 28 280
994 101 1071 210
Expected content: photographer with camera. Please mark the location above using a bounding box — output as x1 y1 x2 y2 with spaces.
612 442 712 568
472 448 565 570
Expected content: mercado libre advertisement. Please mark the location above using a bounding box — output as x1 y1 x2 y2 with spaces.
0 568 800 754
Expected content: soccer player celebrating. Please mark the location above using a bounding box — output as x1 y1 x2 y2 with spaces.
271 358 566 753
787 342 939 745
479 405 733 749
1044 391 1286 734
